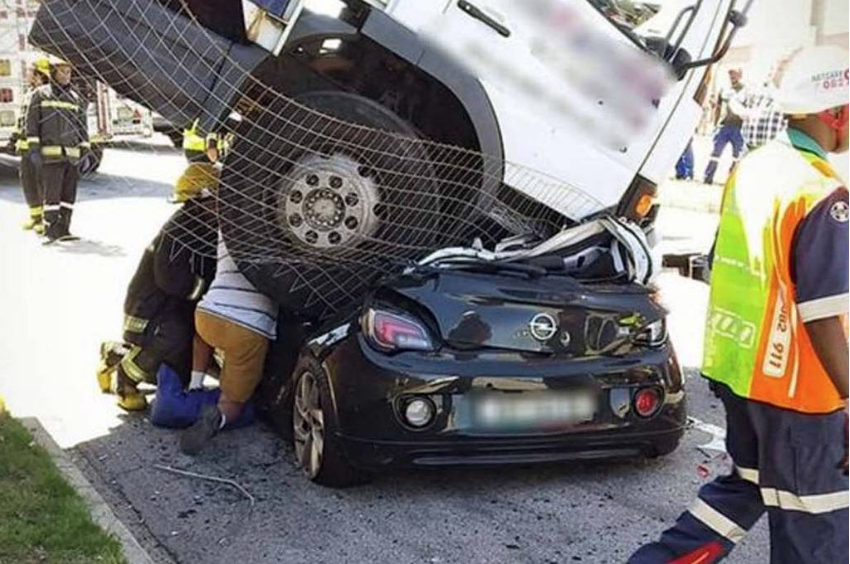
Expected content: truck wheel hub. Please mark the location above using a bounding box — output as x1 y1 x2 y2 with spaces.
278 153 380 250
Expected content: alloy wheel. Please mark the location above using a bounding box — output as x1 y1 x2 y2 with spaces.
293 371 325 478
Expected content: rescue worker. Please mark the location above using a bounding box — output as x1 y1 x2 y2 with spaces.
703 68 747 185
180 232 279 454
170 118 220 204
25 56 89 243
629 45 849 564
97 195 217 410
17 57 51 233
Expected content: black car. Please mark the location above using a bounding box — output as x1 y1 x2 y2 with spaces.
259 262 686 487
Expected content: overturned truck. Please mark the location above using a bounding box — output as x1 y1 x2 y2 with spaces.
31 0 747 320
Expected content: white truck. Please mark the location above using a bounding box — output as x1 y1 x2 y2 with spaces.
30 0 749 318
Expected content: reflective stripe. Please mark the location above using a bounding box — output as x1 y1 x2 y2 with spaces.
187 276 207 301
59 202 73 210
44 204 61 212
761 488 849 514
122 315 149 334
688 499 746 543
79 141 91 149
119 346 148 384
40 100 79 111
735 466 760 485
26 136 40 144
797 294 848 323
41 146 81 158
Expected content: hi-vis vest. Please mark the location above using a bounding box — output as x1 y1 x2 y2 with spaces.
703 131 845 414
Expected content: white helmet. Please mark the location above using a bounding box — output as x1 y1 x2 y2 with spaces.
774 45 849 115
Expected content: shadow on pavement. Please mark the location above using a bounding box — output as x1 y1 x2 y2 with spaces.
52 238 127 258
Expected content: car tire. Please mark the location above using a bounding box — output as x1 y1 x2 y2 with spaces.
219 90 441 320
290 355 370 488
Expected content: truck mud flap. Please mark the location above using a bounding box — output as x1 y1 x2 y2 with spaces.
29 0 268 130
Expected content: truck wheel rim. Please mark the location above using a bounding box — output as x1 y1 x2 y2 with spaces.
278 152 380 250
293 371 324 478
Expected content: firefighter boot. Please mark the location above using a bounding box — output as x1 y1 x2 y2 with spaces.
116 363 148 411
96 341 127 393
117 385 148 412
22 207 43 231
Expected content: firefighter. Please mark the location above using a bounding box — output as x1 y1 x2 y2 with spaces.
25 56 89 244
629 46 848 564
17 57 51 234
97 194 218 411
170 118 220 204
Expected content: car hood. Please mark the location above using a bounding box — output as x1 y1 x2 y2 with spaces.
383 270 666 356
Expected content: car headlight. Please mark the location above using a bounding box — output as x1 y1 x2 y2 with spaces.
363 308 435 352
634 318 667 347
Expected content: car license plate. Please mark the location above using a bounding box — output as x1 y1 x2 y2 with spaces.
472 391 596 431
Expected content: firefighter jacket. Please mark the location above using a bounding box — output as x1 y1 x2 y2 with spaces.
122 197 217 344
25 82 89 163
14 90 34 153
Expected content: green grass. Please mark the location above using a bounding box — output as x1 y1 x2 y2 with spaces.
0 407 126 564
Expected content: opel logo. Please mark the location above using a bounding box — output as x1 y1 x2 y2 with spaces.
529 313 558 341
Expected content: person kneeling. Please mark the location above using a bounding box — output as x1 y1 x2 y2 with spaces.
180 232 278 454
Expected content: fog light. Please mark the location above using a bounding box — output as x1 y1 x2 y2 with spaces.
634 388 662 418
403 397 435 428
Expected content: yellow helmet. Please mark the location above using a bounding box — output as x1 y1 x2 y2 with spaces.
46 54 71 71
33 57 51 77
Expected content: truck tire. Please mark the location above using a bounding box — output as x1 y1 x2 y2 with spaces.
219 91 441 319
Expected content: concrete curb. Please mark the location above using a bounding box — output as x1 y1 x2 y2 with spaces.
21 417 161 564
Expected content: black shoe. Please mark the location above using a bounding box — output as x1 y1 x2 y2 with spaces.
180 405 223 455
56 233 80 242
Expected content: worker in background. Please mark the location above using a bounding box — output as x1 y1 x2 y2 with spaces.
703 68 747 185
180 232 278 455
629 45 848 564
26 56 89 244
97 194 217 411
170 118 220 204
17 58 51 234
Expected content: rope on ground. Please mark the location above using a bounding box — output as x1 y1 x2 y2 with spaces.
153 464 255 507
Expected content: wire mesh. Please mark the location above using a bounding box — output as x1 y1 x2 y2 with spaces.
21 0 605 319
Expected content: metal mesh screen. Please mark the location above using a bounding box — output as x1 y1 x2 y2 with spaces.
24 0 604 319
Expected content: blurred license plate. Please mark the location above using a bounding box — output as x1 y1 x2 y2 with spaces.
473 392 595 430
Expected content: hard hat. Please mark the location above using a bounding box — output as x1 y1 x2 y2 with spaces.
33 57 51 77
46 54 71 69
774 45 849 115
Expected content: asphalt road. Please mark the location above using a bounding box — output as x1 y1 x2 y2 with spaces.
0 141 771 564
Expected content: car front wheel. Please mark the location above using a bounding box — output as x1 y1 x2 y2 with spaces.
291 356 369 488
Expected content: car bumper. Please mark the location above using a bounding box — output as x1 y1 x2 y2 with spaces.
320 335 686 470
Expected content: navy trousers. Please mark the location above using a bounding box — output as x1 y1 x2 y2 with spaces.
703 125 744 184
676 141 695 180
630 381 848 564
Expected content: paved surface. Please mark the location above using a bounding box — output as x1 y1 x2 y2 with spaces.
0 137 777 563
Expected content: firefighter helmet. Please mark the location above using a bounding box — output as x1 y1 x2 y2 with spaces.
33 57 51 77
